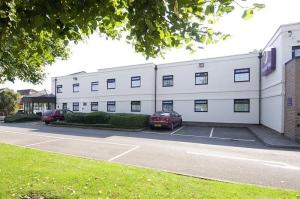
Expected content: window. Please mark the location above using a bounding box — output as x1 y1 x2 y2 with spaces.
73 102 79 111
107 101 116 112
73 83 79 92
131 101 141 112
91 82 99 91
234 99 250 112
234 68 250 82
56 85 62 93
107 79 116 89
162 100 173 112
292 46 300 58
131 76 141 88
62 103 67 110
91 102 98 111
194 100 208 112
195 72 208 85
162 75 173 87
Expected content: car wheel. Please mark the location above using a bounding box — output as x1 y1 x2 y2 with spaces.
45 121 49 125
150 125 155 130
179 120 182 127
169 123 174 130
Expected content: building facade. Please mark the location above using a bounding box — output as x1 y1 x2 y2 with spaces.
52 22 300 140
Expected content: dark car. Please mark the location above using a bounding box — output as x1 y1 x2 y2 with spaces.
149 111 182 130
41 109 73 124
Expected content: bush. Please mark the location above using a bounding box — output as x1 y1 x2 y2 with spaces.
4 114 41 123
64 112 110 124
108 113 149 129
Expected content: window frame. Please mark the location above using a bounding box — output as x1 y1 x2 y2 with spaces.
56 85 63 93
73 102 79 111
234 99 250 113
234 68 250 83
162 75 174 87
91 81 99 91
73 83 80 93
131 101 141 112
162 100 173 112
62 103 67 110
91 102 98 111
107 101 116 112
292 46 300 58
107 78 116 89
195 72 208 85
194 100 208 112
131 76 141 88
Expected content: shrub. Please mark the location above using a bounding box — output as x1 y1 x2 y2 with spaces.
64 112 110 124
108 113 149 129
4 114 41 123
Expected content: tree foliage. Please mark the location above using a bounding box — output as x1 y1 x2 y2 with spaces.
0 88 20 115
0 0 264 83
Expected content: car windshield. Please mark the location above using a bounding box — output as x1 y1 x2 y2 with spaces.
154 111 170 116
42 110 53 116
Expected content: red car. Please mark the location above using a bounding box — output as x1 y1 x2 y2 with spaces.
41 109 73 124
149 111 182 130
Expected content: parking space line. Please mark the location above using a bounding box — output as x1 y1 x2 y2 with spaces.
24 138 63 147
108 145 140 162
209 127 214 138
170 126 184 135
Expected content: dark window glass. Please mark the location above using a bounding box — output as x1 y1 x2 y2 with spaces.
131 76 141 88
91 102 98 111
131 101 141 112
195 72 208 85
234 68 250 82
73 102 79 111
162 100 173 112
292 46 300 58
107 79 116 89
194 100 208 112
234 99 250 112
162 75 173 87
73 83 79 92
91 82 99 91
56 85 63 93
107 101 116 112
62 103 67 110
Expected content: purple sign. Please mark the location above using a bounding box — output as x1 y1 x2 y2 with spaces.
262 48 276 76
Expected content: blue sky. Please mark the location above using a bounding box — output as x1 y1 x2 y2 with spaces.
2 0 300 91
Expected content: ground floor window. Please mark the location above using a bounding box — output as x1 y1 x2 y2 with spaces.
162 100 173 112
73 102 79 111
194 100 208 112
107 101 116 112
131 101 141 112
62 103 67 110
234 99 250 112
91 102 98 111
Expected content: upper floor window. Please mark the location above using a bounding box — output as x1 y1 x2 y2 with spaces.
162 75 173 87
234 99 250 112
91 81 99 91
107 101 116 112
91 102 98 111
73 83 79 92
292 46 300 58
195 72 208 85
131 101 141 112
194 100 208 112
162 100 173 112
107 79 116 89
56 85 62 93
131 76 141 88
234 68 250 82
73 102 79 111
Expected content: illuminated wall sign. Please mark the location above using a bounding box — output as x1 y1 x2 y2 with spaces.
262 48 276 76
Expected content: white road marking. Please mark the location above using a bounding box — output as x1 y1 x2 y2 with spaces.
170 126 184 135
209 127 214 138
24 138 63 147
173 133 256 142
187 151 300 170
108 145 140 162
0 130 136 147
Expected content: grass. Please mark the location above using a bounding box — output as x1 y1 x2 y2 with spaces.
0 144 298 199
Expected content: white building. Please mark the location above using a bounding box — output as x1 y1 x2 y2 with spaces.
52 22 300 139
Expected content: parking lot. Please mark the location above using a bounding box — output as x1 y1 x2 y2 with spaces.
1 122 300 190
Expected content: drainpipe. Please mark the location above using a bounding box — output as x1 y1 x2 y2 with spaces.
54 77 57 110
154 65 158 112
258 52 262 125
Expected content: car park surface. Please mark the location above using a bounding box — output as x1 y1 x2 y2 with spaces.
0 122 300 190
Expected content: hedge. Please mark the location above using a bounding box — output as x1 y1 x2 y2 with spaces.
63 112 149 129
4 114 41 123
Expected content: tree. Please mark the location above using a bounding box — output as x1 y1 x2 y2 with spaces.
0 88 19 116
0 0 264 83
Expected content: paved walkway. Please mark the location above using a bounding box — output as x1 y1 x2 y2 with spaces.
248 125 300 149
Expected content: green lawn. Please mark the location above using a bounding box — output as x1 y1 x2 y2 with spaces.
0 144 298 199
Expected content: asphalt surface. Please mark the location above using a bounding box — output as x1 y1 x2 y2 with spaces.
0 122 300 190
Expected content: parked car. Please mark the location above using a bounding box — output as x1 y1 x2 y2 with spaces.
41 109 73 124
149 111 182 130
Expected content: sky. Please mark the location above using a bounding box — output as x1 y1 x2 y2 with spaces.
1 0 300 91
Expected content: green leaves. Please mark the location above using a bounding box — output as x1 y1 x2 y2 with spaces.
0 0 264 83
